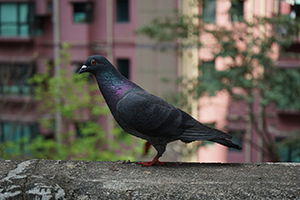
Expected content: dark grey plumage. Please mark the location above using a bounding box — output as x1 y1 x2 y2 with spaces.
79 55 242 166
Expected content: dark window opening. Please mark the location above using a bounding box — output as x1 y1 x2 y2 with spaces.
290 3 300 19
202 0 216 23
276 137 300 162
0 3 43 37
0 121 38 154
228 131 244 152
201 61 215 72
0 63 35 96
200 61 219 96
75 122 84 138
116 0 129 23
230 0 244 22
73 3 93 23
117 59 130 79
47 1 52 12
75 122 96 138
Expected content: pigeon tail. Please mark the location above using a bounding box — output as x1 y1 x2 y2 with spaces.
178 125 232 142
211 139 242 150
178 125 242 150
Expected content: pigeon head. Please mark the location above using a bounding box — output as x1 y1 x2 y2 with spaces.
78 55 108 74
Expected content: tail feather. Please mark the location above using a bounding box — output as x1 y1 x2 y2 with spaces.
211 139 242 150
176 110 242 150
178 125 242 150
178 125 232 142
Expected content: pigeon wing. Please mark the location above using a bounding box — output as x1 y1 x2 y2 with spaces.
116 90 184 138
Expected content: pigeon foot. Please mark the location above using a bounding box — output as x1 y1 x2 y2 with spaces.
138 155 165 167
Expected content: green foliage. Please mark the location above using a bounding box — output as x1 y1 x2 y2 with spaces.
1 43 142 161
1 127 141 161
198 15 300 160
138 10 300 108
264 68 300 110
204 16 300 110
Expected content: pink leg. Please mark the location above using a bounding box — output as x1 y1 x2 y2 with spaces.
144 141 152 155
138 155 165 167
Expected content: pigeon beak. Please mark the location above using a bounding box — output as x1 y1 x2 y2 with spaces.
78 65 87 74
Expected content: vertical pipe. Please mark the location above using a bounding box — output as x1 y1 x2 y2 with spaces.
257 0 266 163
53 0 61 143
181 0 199 163
245 101 252 163
245 0 254 163
106 0 113 62
106 0 113 140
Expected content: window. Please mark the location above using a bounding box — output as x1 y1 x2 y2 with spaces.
200 61 220 95
0 3 42 37
228 131 243 152
117 59 130 79
47 1 52 12
201 61 215 70
290 3 300 19
116 0 129 23
0 63 35 96
230 0 244 22
73 3 93 23
75 122 85 138
0 122 38 154
269 68 300 111
202 0 216 23
276 137 300 162
75 122 97 137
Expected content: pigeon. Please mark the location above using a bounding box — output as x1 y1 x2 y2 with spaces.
78 55 242 166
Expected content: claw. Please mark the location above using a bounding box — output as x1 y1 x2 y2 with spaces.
138 155 165 167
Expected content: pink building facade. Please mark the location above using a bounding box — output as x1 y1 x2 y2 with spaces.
198 0 300 163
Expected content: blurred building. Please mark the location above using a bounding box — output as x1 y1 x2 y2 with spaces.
197 0 300 163
0 0 299 163
0 0 184 159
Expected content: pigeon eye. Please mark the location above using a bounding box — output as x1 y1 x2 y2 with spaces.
91 60 96 65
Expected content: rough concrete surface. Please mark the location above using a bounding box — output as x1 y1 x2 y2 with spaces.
0 160 299 200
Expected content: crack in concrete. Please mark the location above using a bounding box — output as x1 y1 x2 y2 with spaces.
0 160 35 200
21 159 40 200
1 160 33 183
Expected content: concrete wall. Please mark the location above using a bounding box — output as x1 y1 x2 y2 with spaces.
0 160 299 199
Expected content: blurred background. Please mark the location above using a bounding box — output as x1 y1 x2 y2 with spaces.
0 0 300 163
